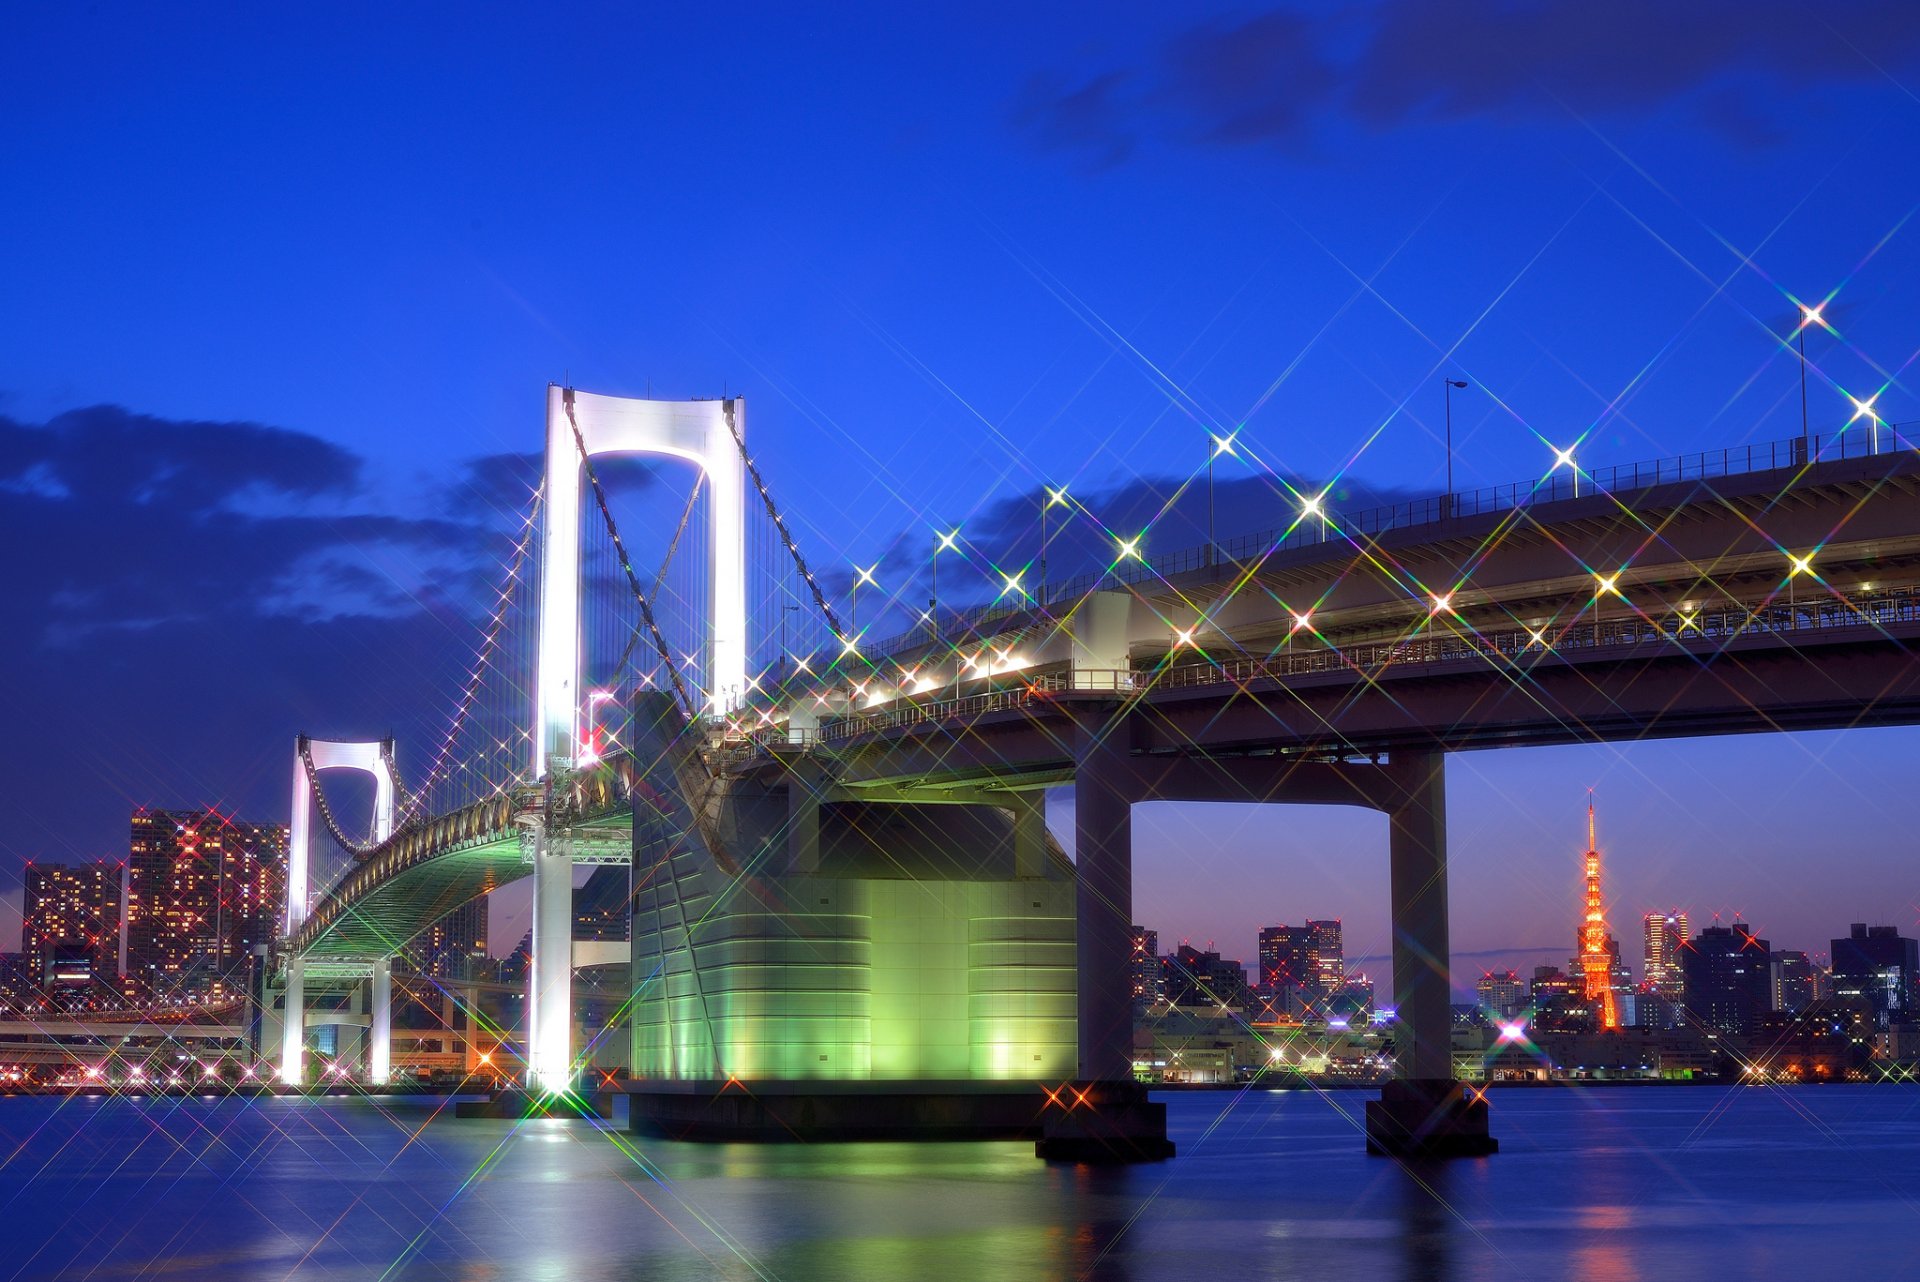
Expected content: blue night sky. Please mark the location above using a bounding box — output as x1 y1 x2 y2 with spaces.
5 4 1920 984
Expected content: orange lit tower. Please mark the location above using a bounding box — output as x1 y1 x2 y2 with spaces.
1579 796 1620 1030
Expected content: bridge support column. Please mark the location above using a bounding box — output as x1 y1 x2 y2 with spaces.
1366 748 1496 1158
1038 708 1172 1162
279 959 305 1086
368 959 392 1087
529 827 574 1095
786 758 825 874
1009 791 1048 879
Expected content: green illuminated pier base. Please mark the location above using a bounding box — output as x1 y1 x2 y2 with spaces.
625 695 1140 1150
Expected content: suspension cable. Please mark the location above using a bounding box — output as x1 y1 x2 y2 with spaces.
396 485 542 829
722 400 847 642
565 389 702 725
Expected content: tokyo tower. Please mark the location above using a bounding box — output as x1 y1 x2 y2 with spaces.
1579 795 1620 1030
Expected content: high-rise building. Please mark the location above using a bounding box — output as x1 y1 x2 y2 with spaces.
22 860 122 997
1257 924 1313 993
1771 950 1815 1015
1680 923 1771 1035
1307 920 1344 994
1643 911 1689 997
1161 944 1251 1010
410 899 489 981
1830 924 1918 1026
127 808 288 1001
1476 969 1526 1020
1130 926 1160 1006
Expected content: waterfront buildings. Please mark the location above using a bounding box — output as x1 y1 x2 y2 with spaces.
126 808 287 1002
1161 944 1251 1009
1680 923 1772 1035
1476 970 1526 1020
1829 924 1917 1026
1770 950 1815 1014
1129 926 1160 1006
22 860 122 1000
1643 911 1689 998
408 899 489 982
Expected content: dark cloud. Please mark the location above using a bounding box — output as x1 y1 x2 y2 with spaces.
1014 1 1920 162
0 404 535 888
1011 70 1138 170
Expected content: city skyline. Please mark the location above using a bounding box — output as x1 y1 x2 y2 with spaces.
7 6 1920 973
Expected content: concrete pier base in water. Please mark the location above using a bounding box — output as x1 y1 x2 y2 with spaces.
625 1079 1057 1142
1034 1080 1175 1163
1364 1079 1498 1158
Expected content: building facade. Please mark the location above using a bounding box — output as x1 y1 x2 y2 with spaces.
127 808 288 1002
1830 924 1917 1027
1643 912 1689 998
22 860 122 1000
1680 923 1772 1035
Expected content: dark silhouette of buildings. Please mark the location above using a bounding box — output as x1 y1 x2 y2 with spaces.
1680 923 1771 1035
1829 924 1917 1027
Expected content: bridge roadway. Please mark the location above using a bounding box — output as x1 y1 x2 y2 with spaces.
292 437 1920 1147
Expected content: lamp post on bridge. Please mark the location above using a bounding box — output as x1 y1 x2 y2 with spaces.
1208 434 1236 567
931 528 959 641
1443 379 1468 513
850 562 877 636
1041 487 1067 607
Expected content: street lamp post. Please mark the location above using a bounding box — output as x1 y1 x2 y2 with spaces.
1443 379 1468 512
1208 435 1235 567
851 563 877 635
1041 487 1066 607
932 529 958 640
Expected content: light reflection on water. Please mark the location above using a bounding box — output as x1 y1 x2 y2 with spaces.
1 1086 1918 1279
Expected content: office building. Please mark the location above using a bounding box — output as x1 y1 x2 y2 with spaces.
1830 924 1918 1026
1162 944 1251 1010
1643 911 1689 998
1680 923 1771 1035
1771 950 1815 1015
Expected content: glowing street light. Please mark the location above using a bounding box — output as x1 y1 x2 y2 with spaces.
1041 487 1068 605
1300 492 1325 520
1797 302 1828 449
1553 444 1581 497
930 528 959 640
1595 573 1620 595
1850 394 1882 455
1430 593 1452 614
1209 433 1238 567
1001 570 1026 600
1788 552 1815 577
1118 536 1143 561
851 562 878 632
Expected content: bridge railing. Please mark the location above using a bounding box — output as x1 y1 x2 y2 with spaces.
849 424 1920 651
790 582 1920 749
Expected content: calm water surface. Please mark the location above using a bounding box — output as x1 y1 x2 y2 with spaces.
2 1085 1916 1280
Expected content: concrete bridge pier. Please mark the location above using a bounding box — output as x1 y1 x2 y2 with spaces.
1037 706 1173 1162
1366 748 1497 1157
278 959 305 1085
368 959 392 1087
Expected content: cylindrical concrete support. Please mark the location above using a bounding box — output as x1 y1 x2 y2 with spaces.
278 959 305 1085
1073 712 1136 1081
529 830 575 1094
1008 792 1048 879
1386 748 1453 1083
368 959 392 1087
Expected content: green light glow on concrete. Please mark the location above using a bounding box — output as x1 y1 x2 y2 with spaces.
634 874 1076 1081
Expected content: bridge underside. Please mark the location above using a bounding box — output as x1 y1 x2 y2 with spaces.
295 813 631 960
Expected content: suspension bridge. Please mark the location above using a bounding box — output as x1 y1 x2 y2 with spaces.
278 383 1920 1158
